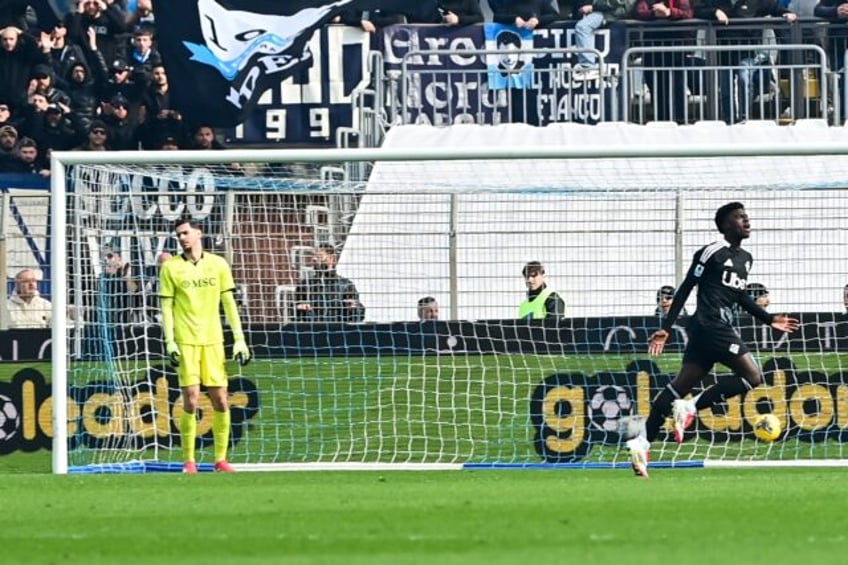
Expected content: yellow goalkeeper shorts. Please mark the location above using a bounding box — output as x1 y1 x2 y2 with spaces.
176 343 227 388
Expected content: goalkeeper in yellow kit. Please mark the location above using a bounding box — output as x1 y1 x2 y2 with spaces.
159 217 250 473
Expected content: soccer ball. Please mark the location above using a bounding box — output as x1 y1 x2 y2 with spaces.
589 385 633 433
753 413 781 442
0 394 20 441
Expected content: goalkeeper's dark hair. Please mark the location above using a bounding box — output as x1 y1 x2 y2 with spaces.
714 201 744 233
173 216 202 231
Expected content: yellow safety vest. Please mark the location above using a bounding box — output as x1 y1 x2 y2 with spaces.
519 288 554 319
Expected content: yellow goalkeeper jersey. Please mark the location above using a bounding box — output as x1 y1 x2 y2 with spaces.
159 252 235 345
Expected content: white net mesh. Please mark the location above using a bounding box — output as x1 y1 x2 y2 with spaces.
54 145 848 471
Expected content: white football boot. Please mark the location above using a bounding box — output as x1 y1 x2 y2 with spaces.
671 398 697 444
626 436 651 479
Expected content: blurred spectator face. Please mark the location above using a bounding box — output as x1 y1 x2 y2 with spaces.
19 145 37 164
0 103 10 122
194 126 214 149
133 33 153 55
112 67 130 83
151 66 168 87
755 293 770 309
844 286 848 313
89 125 107 147
15 270 38 301
34 73 52 92
46 108 63 124
0 129 17 149
30 94 49 112
82 0 101 16
418 300 439 321
313 248 336 271
112 103 128 120
161 138 180 150
524 268 545 292
70 65 87 84
1 29 18 52
51 23 67 41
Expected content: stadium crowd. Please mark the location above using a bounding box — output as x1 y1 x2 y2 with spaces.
0 0 844 175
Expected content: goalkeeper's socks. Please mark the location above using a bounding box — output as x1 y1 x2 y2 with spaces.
645 383 681 442
695 377 753 411
212 410 231 463
180 411 197 463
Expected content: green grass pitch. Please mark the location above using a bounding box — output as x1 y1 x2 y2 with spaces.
2 354 847 563
0 469 846 564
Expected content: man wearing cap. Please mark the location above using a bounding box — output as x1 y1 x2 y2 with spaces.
518 261 567 320
74 119 108 150
0 123 18 156
745 282 770 310
102 93 137 149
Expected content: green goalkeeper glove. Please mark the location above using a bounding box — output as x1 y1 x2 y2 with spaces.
165 342 181 367
233 338 251 366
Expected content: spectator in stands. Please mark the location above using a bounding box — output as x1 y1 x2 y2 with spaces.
294 244 366 323
159 134 180 150
75 119 109 150
100 57 146 120
655 284 689 319
843 283 848 314
633 0 695 123
6 268 51 328
437 1 485 25
0 26 50 110
189 124 227 150
346 10 407 32
572 0 635 81
0 99 15 129
99 248 138 324
418 296 440 320
655 285 675 317
45 22 89 83
519 261 567 319
493 0 561 29
696 0 796 124
0 123 18 156
127 0 155 35
64 59 102 136
127 26 160 76
746 282 770 309
66 0 129 71
102 93 136 149
137 64 183 149
553 0 578 16
18 137 50 178
30 63 70 108
32 103 77 152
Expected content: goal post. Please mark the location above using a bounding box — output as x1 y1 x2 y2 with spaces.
50 137 848 474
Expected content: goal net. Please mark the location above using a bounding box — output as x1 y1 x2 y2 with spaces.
50 129 848 473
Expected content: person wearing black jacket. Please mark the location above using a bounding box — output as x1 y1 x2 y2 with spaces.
696 0 796 123
493 0 560 29
437 1 485 25
294 244 365 323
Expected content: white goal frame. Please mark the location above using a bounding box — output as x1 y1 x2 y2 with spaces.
50 142 848 474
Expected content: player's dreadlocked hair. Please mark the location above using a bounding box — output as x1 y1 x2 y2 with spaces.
714 202 744 233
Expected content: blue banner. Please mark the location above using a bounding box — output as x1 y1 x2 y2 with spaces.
484 24 535 90
380 21 627 128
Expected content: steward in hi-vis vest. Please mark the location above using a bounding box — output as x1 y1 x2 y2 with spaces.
518 261 567 319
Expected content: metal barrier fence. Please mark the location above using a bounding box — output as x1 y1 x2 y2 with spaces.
344 19 848 143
